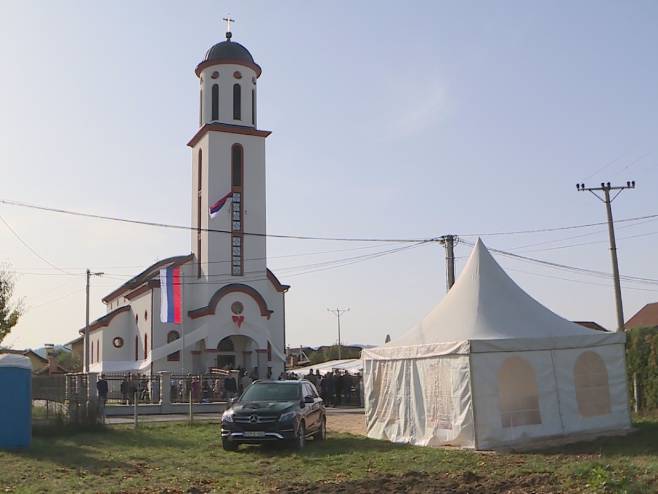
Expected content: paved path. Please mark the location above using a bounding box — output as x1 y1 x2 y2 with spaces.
106 407 366 436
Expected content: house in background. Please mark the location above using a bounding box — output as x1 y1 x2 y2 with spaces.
625 302 658 330
0 348 67 374
574 321 609 332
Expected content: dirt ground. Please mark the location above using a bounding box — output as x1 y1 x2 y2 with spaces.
326 408 366 436
273 470 560 494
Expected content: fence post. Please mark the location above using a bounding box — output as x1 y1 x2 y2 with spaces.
633 373 639 413
189 389 193 425
133 391 138 429
159 372 171 407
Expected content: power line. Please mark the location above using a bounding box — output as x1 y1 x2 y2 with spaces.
0 198 430 243
0 214 72 275
4 196 658 243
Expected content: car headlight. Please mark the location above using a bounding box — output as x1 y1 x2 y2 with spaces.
279 411 296 423
222 410 234 423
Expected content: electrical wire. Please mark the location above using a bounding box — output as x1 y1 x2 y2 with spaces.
0 215 72 275
0 198 432 243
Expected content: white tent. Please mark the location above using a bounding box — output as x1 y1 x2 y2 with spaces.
363 239 631 450
292 359 363 376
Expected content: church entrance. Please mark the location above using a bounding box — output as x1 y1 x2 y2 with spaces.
216 335 256 372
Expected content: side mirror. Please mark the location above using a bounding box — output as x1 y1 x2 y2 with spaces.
304 396 314 404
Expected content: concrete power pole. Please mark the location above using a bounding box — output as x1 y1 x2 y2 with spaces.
327 307 350 360
439 235 457 292
84 269 104 373
577 181 636 332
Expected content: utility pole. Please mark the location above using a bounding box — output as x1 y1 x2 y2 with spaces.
85 269 104 373
439 235 457 292
327 307 350 360
576 181 636 332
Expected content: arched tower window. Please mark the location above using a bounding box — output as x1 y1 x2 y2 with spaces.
197 149 203 278
233 83 241 120
574 351 611 417
498 357 541 428
144 333 148 359
167 330 180 362
135 335 139 361
231 144 243 276
231 145 243 187
211 84 219 121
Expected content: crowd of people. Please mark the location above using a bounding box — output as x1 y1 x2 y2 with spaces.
98 367 363 407
278 369 363 407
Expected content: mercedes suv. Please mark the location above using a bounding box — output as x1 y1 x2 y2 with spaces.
220 380 326 451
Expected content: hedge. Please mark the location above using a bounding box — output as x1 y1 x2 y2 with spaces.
626 326 658 411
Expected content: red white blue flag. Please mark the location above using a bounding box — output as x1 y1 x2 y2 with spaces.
160 266 182 324
209 191 233 218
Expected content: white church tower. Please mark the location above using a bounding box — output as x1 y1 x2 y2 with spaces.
83 24 289 380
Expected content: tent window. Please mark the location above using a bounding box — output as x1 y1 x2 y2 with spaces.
498 357 541 428
574 351 611 417
419 360 454 430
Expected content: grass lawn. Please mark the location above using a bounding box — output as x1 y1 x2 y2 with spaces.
1 416 657 493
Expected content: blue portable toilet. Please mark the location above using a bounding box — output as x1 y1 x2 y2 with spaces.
0 354 32 449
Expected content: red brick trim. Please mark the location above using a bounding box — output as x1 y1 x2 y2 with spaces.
188 283 273 320
187 123 271 148
266 269 290 293
80 305 131 334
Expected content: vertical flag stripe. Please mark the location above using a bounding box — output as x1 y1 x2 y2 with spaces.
166 268 175 323
160 266 183 325
173 267 182 324
160 268 169 323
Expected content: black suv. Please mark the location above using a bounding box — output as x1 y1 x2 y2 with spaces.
220 380 326 451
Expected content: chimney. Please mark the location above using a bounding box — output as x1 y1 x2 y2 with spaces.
45 344 57 375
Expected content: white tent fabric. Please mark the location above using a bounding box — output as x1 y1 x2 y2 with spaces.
363 239 631 449
292 359 363 376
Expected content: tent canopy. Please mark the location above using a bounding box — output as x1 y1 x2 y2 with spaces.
364 239 623 360
291 359 363 376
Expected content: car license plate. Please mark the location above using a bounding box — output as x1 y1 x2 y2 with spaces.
244 431 265 438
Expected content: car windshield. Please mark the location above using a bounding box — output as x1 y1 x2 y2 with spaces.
240 382 300 402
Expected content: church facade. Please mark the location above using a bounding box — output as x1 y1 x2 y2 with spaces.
84 30 289 379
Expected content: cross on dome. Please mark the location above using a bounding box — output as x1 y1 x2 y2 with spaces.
223 15 235 40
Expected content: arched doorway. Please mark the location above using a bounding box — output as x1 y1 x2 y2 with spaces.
217 335 258 371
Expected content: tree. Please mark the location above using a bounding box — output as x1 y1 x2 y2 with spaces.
56 349 82 372
0 269 22 345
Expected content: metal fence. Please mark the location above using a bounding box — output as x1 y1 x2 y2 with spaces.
171 371 236 403
102 373 161 405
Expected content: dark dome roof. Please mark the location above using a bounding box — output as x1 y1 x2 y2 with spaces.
196 36 262 77
203 39 255 65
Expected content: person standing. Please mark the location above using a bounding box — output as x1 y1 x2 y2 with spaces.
120 375 128 404
239 371 252 394
335 371 344 407
96 374 108 422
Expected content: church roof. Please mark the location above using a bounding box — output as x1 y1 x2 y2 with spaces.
102 254 193 303
195 36 262 77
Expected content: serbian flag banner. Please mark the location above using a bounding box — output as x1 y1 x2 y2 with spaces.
209 191 233 218
160 266 182 324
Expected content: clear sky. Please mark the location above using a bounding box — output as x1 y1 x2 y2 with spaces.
1 1 657 351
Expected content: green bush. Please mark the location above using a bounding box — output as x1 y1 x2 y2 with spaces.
626 327 658 411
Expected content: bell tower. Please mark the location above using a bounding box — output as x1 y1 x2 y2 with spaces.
188 24 270 287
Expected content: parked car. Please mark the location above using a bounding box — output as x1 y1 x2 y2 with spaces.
220 379 326 451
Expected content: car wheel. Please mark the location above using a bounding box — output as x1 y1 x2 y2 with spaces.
222 438 238 452
294 422 306 450
313 417 327 441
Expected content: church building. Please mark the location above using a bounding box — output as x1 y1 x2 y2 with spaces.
83 28 289 379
